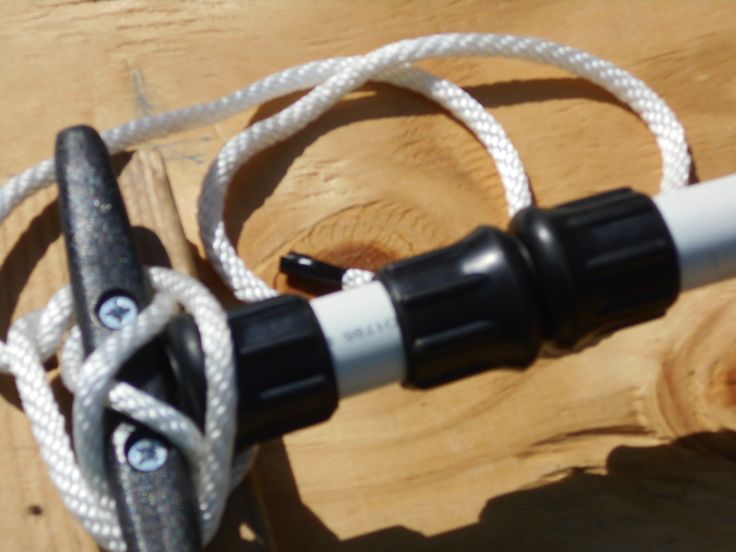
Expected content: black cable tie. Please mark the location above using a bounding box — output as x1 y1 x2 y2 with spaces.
280 252 346 289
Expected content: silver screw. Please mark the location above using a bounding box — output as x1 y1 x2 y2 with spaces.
127 437 169 472
97 295 138 329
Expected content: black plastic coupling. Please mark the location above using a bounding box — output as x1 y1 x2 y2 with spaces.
163 296 339 449
228 295 338 447
509 188 680 348
377 227 543 388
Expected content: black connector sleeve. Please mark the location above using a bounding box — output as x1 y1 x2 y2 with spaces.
228 295 338 448
162 296 338 450
377 227 543 388
509 188 680 348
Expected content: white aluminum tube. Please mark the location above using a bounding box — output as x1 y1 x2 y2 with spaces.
654 172 736 290
310 281 405 397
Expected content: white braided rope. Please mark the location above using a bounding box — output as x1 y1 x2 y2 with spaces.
196 33 690 301
342 268 376 289
0 33 690 550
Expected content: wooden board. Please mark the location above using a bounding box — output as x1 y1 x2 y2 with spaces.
1 1 736 551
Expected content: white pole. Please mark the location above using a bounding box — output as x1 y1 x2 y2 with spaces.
654 173 736 290
310 281 406 397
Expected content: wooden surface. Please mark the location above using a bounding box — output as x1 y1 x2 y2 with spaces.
1 1 736 551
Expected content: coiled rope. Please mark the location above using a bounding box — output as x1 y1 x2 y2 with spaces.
0 33 689 550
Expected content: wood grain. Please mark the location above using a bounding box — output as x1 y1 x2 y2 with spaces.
1 1 735 551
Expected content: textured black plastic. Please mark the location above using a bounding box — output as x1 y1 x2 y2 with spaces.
228 294 338 447
509 188 680 349
55 126 200 552
280 251 346 288
378 227 542 388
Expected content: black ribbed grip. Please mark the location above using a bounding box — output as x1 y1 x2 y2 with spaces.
377 227 542 388
229 295 338 447
509 188 680 348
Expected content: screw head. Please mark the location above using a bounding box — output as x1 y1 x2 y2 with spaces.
97 294 138 329
127 437 168 472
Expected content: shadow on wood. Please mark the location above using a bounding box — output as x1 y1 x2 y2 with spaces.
253 431 736 552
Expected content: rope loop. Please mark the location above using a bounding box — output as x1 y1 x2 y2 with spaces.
196 32 689 302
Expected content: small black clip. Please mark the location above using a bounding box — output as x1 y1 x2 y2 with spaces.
279 251 346 289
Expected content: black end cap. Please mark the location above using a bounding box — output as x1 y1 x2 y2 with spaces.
229 295 338 447
509 188 680 349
